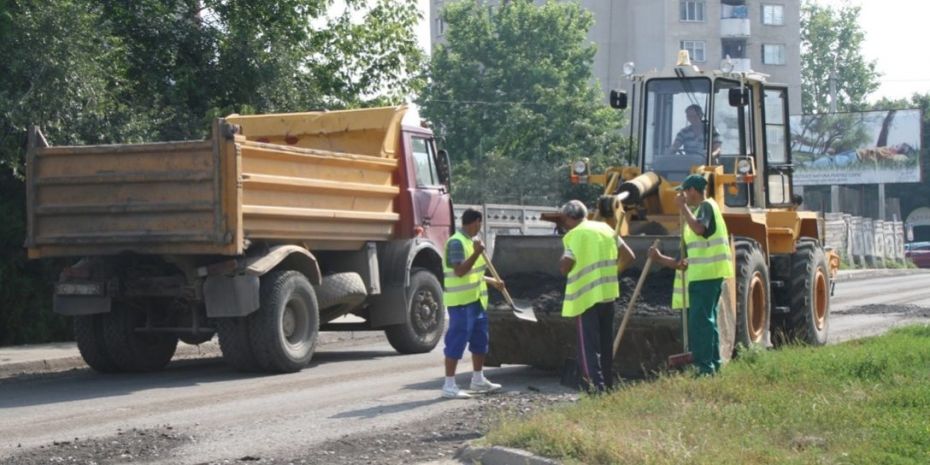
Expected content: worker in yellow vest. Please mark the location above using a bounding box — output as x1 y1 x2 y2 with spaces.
649 174 733 375
441 208 505 399
559 200 635 392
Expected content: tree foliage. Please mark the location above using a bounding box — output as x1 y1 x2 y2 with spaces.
419 0 627 205
800 1 880 114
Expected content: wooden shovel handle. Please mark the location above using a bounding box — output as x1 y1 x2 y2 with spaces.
612 239 660 358
481 251 516 307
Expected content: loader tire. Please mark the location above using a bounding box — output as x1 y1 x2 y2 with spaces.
217 317 260 371
315 272 367 315
734 239 771 352
74 315 119 373
385 268 445 354
100 303 178 372
774 240 830 346
248 270 319 373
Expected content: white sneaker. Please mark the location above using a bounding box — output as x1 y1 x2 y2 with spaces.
469 378 502 393
441 385 472 399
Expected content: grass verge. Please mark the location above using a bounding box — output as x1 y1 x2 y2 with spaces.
484 325 930 465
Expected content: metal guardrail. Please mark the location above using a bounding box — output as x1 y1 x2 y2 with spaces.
453 203 559 257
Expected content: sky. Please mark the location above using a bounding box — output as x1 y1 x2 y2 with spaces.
414 0 927 103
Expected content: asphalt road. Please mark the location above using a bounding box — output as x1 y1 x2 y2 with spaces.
1 271 929 464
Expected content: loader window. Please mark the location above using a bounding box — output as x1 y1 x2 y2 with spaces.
642 77 712 182
714 79 754 207
762 87 793 207
412 137 440 187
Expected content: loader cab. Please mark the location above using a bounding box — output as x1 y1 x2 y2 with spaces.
637 73 793 209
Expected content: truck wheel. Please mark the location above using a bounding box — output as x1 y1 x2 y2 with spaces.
315 272 367 316
248 270 319 373
100 303 178 372
385 268 445 354
74 315 119 373
734 240 771 352
774 241 830 345
217 317 260 371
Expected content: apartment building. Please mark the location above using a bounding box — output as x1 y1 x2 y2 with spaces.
430 0 802 114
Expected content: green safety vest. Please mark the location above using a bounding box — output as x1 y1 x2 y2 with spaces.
561 220 620 317
672 200 733 309
443 231 488 309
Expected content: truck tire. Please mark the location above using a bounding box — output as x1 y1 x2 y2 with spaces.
315 272 367 315
100 303 178 372
734 239 771 352
74 315 119 373
385 268 445 354
248 270 319 373
774 240 830 345
217 317 260 371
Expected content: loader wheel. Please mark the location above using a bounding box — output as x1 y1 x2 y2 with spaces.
735 240 771 352
248 270 319 373
385 268 445 354
314 272 367 318
74 315 119 373
774 240 830 346
217 317 260 371
100 303 178 372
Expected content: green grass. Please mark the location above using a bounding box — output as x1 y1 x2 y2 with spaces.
483 325 930 465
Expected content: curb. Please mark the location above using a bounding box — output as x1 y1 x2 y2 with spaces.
455 444 560 465
835 268 929 282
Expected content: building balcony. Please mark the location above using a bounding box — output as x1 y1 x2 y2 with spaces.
731 58 751 72
721 18 750 37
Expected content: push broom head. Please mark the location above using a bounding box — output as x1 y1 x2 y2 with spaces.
667 351 693 369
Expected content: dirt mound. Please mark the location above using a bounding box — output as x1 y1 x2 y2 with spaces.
491 268 677 317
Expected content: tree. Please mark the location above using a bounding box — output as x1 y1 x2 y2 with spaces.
800 2 880 114
419 0 627 205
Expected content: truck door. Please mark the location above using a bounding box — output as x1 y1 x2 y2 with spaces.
762 86 794 207
408 135 452 247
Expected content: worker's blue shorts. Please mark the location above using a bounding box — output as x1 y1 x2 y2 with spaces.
443 301 489 359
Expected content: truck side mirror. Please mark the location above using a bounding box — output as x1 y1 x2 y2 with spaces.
729 88 749 107
609 90 628 109
436 148 452 190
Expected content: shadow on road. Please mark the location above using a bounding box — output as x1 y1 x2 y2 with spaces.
330 397 446 419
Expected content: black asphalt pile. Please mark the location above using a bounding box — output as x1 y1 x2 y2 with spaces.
492 268 677 317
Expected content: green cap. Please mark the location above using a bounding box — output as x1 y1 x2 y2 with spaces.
676 174 707 191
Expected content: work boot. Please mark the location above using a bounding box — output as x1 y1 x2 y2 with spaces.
469 377 502 393
441 384 472 399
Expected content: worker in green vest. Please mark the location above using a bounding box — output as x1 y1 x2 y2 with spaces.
441 208 505 399
649 174 733 375
559 200 635 392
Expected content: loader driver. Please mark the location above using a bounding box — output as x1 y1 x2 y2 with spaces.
670 104 721 158
559 200 635 392
441 208 505 399
648 174 733 376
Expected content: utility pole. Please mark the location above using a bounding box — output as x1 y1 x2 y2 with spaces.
829 68 840 213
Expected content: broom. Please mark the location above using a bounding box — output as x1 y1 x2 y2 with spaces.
668 210 693 368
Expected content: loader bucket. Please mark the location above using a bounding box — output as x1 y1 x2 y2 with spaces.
486 233 685 378
486 232 737 379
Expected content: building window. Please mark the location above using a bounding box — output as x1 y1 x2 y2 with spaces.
762 44 786 65
680 1 706 22
435 17 445 36
681 40 706 62
762 4 784 25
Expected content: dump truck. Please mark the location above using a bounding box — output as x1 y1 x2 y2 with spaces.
25 105 454 373
486 53 838 377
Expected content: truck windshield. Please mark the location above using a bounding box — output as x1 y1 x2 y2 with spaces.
642 78 713 181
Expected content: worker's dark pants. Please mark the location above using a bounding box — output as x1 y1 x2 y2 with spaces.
688 278 723 375
575 301 615 392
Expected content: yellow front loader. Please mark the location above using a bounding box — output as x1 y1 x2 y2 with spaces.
486 54 838 377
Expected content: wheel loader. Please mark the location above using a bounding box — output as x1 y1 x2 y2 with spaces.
485 52 839 378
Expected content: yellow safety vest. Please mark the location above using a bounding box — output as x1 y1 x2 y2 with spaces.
561 220 620 317
443 231 488 309
672 200 733 309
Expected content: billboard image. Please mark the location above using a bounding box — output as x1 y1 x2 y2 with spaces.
790 109 922 186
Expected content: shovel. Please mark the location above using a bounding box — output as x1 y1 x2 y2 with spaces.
667 269 694 368
482 251 537 322
612 239 660 358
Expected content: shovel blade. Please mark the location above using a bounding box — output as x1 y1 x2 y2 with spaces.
509 298 537 322
667 351 693 369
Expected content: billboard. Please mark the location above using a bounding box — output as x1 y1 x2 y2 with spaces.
790 109 922 186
